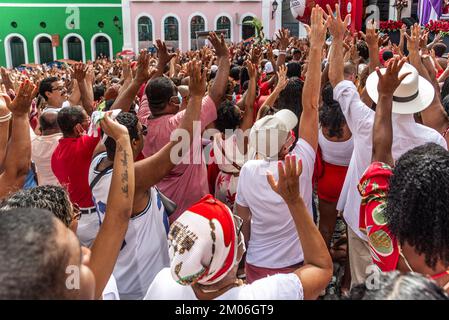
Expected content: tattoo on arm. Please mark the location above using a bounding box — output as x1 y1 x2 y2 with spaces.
118 144 129 197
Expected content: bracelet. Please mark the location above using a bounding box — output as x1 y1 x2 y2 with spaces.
0 112 12 123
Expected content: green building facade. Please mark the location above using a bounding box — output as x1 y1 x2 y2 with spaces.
0 0 124 67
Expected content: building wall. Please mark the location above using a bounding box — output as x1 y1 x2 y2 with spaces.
0 1 123 67
125 0 280 52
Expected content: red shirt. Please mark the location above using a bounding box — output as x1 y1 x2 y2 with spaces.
259 80 272 96
51 134 101 208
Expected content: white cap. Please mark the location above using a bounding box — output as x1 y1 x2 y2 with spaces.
249 109 298 159
210 65 219 72
264 61 274 74
272 49 280 57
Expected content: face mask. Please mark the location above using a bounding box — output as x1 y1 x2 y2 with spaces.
177 92 183 105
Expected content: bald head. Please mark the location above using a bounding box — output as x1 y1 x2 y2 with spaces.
39 110 60 134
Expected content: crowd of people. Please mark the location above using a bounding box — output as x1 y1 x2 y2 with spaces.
0 4 449 300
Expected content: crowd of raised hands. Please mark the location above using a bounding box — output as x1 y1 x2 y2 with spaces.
0 3 449 301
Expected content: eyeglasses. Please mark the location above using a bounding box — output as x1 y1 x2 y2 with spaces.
71 203 81 222
51 86 65 92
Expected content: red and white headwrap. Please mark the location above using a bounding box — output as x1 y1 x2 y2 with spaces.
168 194 238 286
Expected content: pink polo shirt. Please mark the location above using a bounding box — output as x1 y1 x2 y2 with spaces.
140 95 217 222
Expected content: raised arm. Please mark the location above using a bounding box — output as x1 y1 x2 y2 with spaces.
208 33 230 107
267 154 332 300
0 87 10 172
372 57 409 166
257 65 288 120
0 80 37 199
134 60 206 191
111 50 154 112
89 113 135 299
300 6 327 151
239 61 257 132
327 4 349 87
363 20 381 74
276 29 292 71
72 63 94 115
407 24 449 139
152 40 177 79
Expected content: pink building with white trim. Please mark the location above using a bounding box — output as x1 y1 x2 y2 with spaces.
122 0 305 52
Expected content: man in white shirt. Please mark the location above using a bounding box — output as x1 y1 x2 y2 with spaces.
327 8 448 288
31 110 62 186
236 19 324 283
38 77 72 112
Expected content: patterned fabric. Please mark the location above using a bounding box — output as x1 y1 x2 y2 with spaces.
358 162 399 272
168 195 238 286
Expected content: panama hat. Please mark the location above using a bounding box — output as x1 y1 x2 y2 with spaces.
365 62 435 114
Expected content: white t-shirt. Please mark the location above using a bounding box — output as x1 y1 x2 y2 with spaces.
235 138 315 268
318 129 353 166
43 100 70 113
144 268 303 300
88 152 170 300
31 132 62 186
102 275 120 300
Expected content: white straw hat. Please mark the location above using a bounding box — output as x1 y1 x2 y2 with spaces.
365 62 435 114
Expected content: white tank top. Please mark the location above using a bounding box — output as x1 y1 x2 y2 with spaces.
318 129 354 166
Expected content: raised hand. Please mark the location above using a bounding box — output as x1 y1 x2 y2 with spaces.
245 60 258 80
275 64 288 91
3 79 38 116
326 4 350 41
249 46 263 65
376 56 410 97
304 5 327 47
155 39 177 66
419 30 429 49
364 19 379 48
99 112 129 141
0 67 14 91
276 28 292 51
267 154 302 205
208 32 229 58
72 63 88 82
405 24 420 53
135 50 154 83
187 60 207 98
121 58 132 80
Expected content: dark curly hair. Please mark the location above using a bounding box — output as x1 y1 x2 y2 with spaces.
319 83 347 138
274 77 303 118
348 271 449 300
0 185 73 227
105 112 140 160
385 143 449 269
215 100 241 133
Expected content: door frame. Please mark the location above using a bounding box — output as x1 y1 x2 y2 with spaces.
4 33 29 68
33 33 57 64
63 33 86 62
91 33 113 60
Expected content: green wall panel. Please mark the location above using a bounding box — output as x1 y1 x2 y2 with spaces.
0 4 123 66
